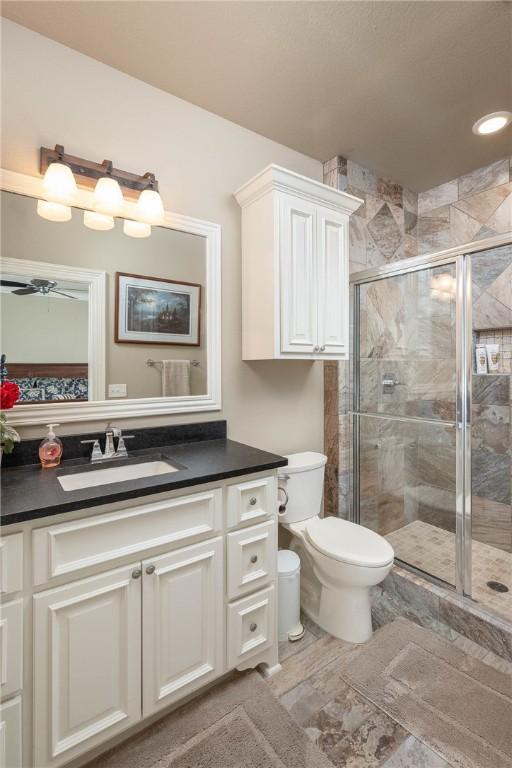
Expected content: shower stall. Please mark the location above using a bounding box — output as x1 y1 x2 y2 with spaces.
350 238 512 622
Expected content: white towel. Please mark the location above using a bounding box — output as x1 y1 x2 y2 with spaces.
162 360 191 397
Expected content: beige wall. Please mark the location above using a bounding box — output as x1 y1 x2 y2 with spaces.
1 291 88 363
1 189 207 397
1 20 324 454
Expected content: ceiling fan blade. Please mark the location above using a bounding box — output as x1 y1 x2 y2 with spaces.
0 279 30 288
12 287 38 295
50 289 78 300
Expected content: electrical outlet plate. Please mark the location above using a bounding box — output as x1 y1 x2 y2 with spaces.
108 384 127 398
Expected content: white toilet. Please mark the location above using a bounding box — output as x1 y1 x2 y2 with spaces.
278 452 394 644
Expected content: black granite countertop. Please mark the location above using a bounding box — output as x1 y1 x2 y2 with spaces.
1 425 287 526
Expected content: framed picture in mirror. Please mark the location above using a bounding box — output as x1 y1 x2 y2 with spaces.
115 272 201 346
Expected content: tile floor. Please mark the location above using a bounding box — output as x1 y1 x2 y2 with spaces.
268 614 512 768
385 520 512 620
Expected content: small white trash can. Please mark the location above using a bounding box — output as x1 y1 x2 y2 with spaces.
277 549 304 642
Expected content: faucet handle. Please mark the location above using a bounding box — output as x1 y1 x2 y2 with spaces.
80 439 103 462
116 435 134 458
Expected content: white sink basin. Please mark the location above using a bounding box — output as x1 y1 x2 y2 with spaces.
58 460 179 492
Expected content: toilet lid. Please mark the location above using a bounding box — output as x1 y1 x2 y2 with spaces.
305 517 394 568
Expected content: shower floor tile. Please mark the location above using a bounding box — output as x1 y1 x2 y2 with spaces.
385 520 512 620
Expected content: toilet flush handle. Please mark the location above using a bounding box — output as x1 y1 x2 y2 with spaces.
277 486 289 515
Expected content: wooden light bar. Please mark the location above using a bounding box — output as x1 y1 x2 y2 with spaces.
40 144 159 200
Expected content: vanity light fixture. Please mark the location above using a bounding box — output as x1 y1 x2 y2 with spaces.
38 144 164 230
37 199 72 222
123 219 151 238
472 111 512 135
83 210 115 231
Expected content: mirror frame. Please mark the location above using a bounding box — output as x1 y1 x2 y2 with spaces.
1 169 222 426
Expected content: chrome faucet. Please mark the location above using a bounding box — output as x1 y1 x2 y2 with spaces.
81 425 135 463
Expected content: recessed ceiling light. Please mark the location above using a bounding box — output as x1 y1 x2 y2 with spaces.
472 111 512 135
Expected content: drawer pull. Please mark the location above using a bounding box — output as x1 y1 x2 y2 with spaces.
131 569 142 579
250 555 258 564
145 565 156 575
249 497 257 506
249 622 258 632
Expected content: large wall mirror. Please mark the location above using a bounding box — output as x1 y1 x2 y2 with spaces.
0 171 221 425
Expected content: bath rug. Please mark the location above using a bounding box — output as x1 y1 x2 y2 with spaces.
339 617 512 768
85 670 334 768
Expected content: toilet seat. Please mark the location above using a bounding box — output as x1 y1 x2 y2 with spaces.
305 517 394 568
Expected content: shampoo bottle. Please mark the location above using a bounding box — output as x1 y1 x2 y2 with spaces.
39 423 63 468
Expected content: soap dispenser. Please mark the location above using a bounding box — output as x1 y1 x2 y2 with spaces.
39 423 63 468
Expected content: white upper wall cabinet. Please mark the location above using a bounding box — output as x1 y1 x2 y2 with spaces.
235 165 362 360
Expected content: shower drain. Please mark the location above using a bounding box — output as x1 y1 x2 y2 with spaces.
486 581 509 593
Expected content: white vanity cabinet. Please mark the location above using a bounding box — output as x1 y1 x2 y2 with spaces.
3 470 279 768
235 164 362 360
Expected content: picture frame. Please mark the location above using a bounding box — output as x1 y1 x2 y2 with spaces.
115 272 201 347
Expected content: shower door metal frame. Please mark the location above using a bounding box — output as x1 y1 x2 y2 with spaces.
350 232 512 599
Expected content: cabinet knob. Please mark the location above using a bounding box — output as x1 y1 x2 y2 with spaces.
249 497 257 506
249 622 258 632
145 565 156 575
320 345 326 352
313 345 319 353
250 555 258 564
131 569 142 579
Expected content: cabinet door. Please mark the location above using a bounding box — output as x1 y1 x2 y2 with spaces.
33 564 142 768
316 205 349 357
0 696 22 768
279 193 318 355
142 537 224 717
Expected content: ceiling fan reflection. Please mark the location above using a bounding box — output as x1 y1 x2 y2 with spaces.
0 278 78 300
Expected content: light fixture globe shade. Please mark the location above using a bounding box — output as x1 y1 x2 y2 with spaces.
93 177 124 216
42 162 77 204
123 219 151 238
84 210 114 231
136 188 165 225
37 199 72 222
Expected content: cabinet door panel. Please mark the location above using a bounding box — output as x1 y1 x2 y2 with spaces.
0 696 22 768
317 206 349 357
0 599 23 699
279 194 317 354
142 537 223 717
34 564 141 768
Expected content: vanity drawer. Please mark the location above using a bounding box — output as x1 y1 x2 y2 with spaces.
0 534 23 596
226 520 276 600
0 696 22 768
33 488 223 585
227 585 275 669
226 475 276 529
0 599 23 699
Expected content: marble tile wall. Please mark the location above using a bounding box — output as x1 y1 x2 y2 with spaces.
417 157 512 254
323 156 418 272
472 373 511 552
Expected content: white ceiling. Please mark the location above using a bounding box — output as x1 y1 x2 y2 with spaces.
2 1 511 191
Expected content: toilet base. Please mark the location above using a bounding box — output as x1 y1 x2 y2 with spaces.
317 584 373 644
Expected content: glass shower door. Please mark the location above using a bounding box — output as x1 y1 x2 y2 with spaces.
354 262 459 586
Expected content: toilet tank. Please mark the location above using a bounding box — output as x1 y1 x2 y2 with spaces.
278 452 327 524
